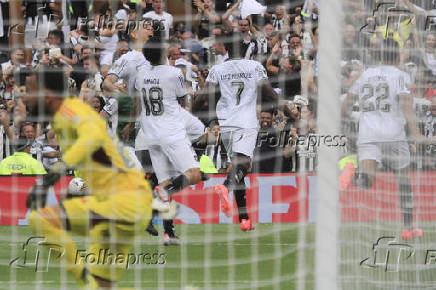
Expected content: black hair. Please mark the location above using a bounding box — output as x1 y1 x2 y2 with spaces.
94 95 106 112
19 122 35 135
143 36 166 66
260 108 274 115
36 65 67 97
223 33 245 59
14 67 33 87
48 29 65 43
379 38 399 64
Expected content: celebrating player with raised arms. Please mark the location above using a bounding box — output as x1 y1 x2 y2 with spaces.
194 35 279 231
130 37 215 245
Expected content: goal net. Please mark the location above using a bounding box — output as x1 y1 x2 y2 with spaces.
332 0 436 289
1 0 436 289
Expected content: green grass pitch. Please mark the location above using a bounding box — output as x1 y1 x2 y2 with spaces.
0 224 301 289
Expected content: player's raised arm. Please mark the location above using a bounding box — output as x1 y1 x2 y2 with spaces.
122 87 141 141
260 78 279 111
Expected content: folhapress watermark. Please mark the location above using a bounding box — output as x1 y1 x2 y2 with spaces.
10 236 166 272
75 249 166 269
360 236 436 272
256 132 347 149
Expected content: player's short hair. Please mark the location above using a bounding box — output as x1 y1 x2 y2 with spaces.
223 33 245 59
36 65 67 97
379 38 399 64
143 36 166 66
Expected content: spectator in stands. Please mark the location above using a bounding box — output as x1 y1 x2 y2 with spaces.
343 24 360 61
42 133 61 170
254 23 274 62
81 55 103 94
423 33 436 76
238 18 258 59
0 136 46 175
90 95 106 113
194 0 221 40
22 0 57 66
97 4 119 68
253 109 284 173
288 34 303 59
205 122 228 173
290 15 303 37
298 103 316 135
180 27 204 65
167 42 182 65
0 106 14 141
143 0 173 40
267 44 302 100
265 5 290 32
1 48 25 71
283 124 298 172
0 65 16 102
422 96 436 170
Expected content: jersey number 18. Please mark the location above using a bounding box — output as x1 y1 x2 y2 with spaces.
142 87 164 116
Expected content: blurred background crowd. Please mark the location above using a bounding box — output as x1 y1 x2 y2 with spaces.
0 0 435 175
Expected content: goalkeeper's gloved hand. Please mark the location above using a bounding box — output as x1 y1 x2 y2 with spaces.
43 161 68 187
26 184 49 210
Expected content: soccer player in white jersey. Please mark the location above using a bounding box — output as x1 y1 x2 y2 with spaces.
103 20 207 243
195 35 279 231
131 37 224 244
342 39 436 240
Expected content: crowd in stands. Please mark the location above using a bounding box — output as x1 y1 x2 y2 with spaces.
0 0 435 175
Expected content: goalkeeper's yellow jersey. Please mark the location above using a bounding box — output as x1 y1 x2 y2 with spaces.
52 97 151 196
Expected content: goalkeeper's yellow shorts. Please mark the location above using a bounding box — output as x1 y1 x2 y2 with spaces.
62 190 152 281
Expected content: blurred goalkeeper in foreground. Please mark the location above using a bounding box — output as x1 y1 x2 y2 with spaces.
22 66 170 288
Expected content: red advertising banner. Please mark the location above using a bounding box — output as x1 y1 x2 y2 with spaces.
0 173 435 225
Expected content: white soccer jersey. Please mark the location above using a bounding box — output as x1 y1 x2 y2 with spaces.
142 11 173 40
135 65 188 145
102 96 118 137
108 50 151 96
206 59 268 132
349 65 411 144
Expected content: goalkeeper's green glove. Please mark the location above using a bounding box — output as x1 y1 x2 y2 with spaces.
42 161 68 187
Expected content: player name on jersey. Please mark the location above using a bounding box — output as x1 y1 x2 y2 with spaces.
220 72 253 81
143 79 160 85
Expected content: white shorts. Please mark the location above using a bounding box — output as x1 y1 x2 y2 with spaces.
135 128 148 151
221 128 258 159
148 138 199 183
358 141 410 170
182 110 205 142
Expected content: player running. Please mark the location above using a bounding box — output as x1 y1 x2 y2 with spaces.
195 35 279 231
342 39 436 240
23 66 170 289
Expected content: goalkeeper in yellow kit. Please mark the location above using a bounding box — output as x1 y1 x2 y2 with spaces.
23 66 154 288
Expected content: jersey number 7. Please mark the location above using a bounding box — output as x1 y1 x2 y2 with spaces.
232 81 244 105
